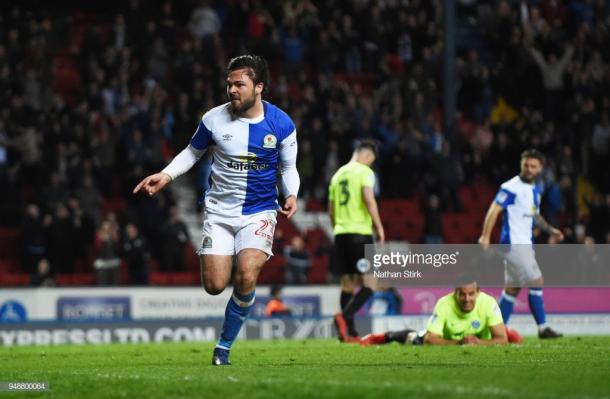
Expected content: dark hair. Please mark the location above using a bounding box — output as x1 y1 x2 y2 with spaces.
521 149 546 165
455 273 479 290
355 138 378 156
227 54 270 93
270 285 283 297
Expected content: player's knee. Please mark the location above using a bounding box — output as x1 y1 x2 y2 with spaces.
234 273 257 292
202 279 225 295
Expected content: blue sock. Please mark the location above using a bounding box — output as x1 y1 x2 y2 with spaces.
499 291 516 323
217 289 255 350
528 288 547 327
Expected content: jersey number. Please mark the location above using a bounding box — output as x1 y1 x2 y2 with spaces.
255 219 275 241
339 179 350 206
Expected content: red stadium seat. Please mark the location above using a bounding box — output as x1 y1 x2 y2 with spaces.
440 212 486 243
0 273 31 286
307 255 329 284
150 272 170 285
55 274 73 286
71 273 95 286
257 255 285 284
170 272 199 285
305 199 326 212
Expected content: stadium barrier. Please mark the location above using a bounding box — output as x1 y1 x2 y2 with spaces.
1 287 609 346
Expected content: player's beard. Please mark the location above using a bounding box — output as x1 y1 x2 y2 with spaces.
230 90 257 116
519 172 537 184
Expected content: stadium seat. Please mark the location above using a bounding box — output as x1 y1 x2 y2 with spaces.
257 256 285 284
0 259 20 274
307 255 329 284
0 273 29 286
304 228 329 254
55 274 73 286
0 228 19 261
305 199 325 212
150 272 171 285
276 217 301 244
169 272 199 285
71 273 95 286
439 211 489 243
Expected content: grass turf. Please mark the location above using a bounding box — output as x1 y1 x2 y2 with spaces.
1 337 610 399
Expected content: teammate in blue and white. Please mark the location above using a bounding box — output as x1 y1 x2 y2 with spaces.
133 55 300 364
478 149 563 339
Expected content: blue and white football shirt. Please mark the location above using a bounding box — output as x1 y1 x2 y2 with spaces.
494 175 542 244
189 101 298 216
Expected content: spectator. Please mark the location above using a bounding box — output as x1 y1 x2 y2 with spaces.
284 235 311 285
265 285 292 317
30 258 56 287
188 1 221 41
591 111 610 191
93 219 121 286
68 197 95 266
20 204 47 273
11 125 43 186
122 223 149 285
46 203 76 274
75 176 103 227
0 121 8 183
0 0 609 285
41 172 70 212
423 194 443 244
161 206 190 272
528 44 574 121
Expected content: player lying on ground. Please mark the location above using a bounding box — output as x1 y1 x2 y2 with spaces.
361 280 509 346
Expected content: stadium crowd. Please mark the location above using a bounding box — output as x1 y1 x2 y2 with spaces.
0 0 609 284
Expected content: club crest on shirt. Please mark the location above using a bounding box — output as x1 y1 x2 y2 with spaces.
263 134 277 148
471 320 481 329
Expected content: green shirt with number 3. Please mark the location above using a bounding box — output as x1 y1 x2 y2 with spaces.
328 161 375 235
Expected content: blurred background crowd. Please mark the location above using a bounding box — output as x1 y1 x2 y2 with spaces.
0 0 608 286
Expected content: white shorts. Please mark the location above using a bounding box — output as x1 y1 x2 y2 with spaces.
196 210 277 257
503 245 542 286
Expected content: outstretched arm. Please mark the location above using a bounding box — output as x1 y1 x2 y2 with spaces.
529 46 547 70
133 144 204 196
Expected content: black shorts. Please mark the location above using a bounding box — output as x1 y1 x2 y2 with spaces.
332 234 374 275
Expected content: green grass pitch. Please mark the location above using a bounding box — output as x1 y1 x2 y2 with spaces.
2 338 610 399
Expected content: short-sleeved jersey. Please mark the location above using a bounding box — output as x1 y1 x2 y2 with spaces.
494 175 542 244
426 292 503 341
190 101 297 216
328 161 375 235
